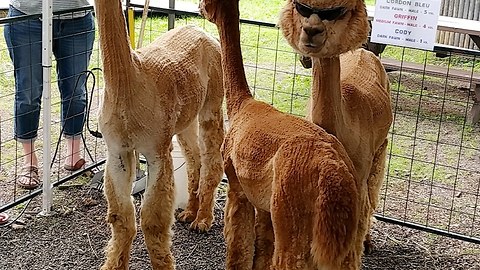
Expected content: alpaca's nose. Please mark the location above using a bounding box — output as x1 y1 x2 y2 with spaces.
303 26 324 37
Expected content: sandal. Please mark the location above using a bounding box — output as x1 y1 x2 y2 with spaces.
64 158 85 171
0 212 9 225
17 165 40 190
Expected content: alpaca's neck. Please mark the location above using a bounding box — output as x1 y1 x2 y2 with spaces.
310 56 343 136
94 0 134 91
216 5 253 119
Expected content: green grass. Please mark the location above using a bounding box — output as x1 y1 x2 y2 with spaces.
181 0 285 22
181 0 376 22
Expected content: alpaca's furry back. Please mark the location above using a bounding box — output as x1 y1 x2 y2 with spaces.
134 26 222 113
99 25 223 139
136 25 221 85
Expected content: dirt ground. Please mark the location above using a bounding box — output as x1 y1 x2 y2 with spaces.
0 182 479 270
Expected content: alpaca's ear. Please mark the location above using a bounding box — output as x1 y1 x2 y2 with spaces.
350 0 370 43
199 0 216 23
278 0 300 51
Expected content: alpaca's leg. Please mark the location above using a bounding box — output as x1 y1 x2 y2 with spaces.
141 147 176 270
176 122 202 224
364 139 388 253
101 150 137 270
134 150 141 173
191 104 224 231
340 250 362 270
253 210 274 270
224 160 255 270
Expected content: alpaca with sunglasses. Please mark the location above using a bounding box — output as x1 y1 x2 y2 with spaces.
200 0 374 268
280 0 393 254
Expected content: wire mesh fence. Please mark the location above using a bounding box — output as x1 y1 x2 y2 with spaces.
0 4 479 245
0 6 106 216
378 46 480 243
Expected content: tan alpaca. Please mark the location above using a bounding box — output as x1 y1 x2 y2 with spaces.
200 0 368 269
93 0 224 269
279 0 393 251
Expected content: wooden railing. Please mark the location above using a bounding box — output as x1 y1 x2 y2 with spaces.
438 0 480 50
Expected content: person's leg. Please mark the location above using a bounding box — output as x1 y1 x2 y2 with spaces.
21 139 38 167
52 12 95 168
64 137 83 170
4 6 43 188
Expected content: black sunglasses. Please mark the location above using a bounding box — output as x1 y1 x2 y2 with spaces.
294 0 347 21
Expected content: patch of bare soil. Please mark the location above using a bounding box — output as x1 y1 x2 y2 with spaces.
0 184 479 270
0 185 226 270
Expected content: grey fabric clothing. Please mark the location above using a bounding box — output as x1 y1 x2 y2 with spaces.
10 0 91 17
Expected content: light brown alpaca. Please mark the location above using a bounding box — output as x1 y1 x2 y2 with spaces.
200 0 368 269
279 0 393 251
93 0 224 269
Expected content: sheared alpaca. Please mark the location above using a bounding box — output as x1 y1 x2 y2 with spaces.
200 0 368 269
94 0 224 269
279 0 393 251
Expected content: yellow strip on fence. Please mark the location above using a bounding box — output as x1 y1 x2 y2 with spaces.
128 7 135 49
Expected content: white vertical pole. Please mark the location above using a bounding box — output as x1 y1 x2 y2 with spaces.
41 0 53 215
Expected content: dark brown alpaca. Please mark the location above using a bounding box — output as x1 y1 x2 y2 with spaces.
200 0 368 269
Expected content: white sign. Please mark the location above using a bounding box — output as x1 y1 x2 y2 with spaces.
370 0 442 51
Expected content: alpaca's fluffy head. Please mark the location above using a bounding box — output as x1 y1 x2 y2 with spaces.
279 0 369 58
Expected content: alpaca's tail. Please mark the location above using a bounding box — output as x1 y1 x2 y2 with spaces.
311 156 360 269
273 137 361 269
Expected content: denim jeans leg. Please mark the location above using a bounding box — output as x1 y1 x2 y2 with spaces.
53 13 95 138
4 7 43 142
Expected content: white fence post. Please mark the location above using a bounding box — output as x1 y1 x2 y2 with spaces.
41 0 53 216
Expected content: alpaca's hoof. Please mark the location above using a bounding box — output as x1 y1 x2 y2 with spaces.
189 217 212 232
100 263 127 270
101 253 130 270
363 238 374 254
176 210 196 223
151 254 176 270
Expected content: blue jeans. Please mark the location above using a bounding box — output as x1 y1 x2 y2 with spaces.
4 6 95 142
